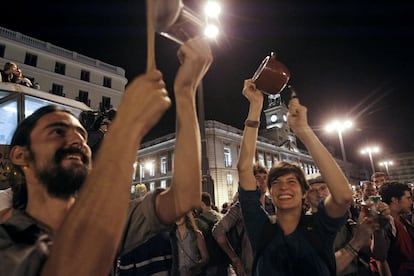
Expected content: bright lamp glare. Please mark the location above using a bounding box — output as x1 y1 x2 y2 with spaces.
204 1 221 17
344 120 352 128
326 119 353 133
204 24 219 38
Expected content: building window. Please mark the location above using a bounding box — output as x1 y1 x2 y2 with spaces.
55 62 66 75
160 156 167 175
160 180 167 188
258 153 264 166
101 96 111 111
224 147 232 167
77 90 90 106
80 70 90 82
50 83 64 96
103 76 112 88
266 155 272 170
140 165 145 179
149 162 155 177
0 44 5 57
24 53 38 67
226 173 233 185
149 182 155 191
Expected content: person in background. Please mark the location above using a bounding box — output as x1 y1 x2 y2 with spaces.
372 182 414 276
0 62 18 83
0 188 13 223
361 181 377 201
14 68 33 87
371 172 387 190
87 108 117 159
195 192 227 276
237 79 353 275
212 164 276 276
170 212 209 275
305 173 330 214
0 36 212 276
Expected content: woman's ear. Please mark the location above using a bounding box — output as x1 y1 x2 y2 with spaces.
9 146 29 166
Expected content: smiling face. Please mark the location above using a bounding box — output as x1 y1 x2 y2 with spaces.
25 111 92 199
270 172 306 211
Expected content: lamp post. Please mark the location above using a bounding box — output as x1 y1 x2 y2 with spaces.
325 120 353 161
360 146 380 175
379 160 393 175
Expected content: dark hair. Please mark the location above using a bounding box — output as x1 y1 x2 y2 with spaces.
201 192 212 207
253 163 268 176
267 161 309 192
9 105 74 209
379 182 411 205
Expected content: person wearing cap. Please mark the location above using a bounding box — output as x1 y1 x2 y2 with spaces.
305 174 330 215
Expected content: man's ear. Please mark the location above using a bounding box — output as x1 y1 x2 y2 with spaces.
9 146 29 166
390 197 399 205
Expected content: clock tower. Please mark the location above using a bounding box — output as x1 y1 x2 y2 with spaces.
261 94 298 151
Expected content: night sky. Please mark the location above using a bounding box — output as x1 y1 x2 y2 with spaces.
2 0 414 166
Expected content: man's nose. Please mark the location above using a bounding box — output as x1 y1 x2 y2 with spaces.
66 129 86 148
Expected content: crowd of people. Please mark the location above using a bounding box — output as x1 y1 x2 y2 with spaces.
0 61 40 88
0 36 413 276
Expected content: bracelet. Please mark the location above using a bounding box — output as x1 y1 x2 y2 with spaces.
245 120 260 128
345 243 359 258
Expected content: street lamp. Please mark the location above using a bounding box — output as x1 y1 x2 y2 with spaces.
203 1 221 40
379 160 393 175
360 146 380 175
325 119 353 161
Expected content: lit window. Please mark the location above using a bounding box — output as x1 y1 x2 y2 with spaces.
160 156 167 174
226 173 233 185
266 156 272 170
224 147 232 167
140 165 145 179
161 180 167 188
149 182 155 191
148 162 155 177
258 153 264 166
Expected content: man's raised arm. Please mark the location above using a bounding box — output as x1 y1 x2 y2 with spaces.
42 70 171 276
155 37 213 224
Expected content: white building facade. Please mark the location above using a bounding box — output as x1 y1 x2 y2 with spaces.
0 26 127 111
136 118 365 208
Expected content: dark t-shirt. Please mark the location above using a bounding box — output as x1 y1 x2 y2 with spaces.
239 187 346 276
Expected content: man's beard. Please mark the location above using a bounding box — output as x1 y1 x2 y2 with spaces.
31 147 91 199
